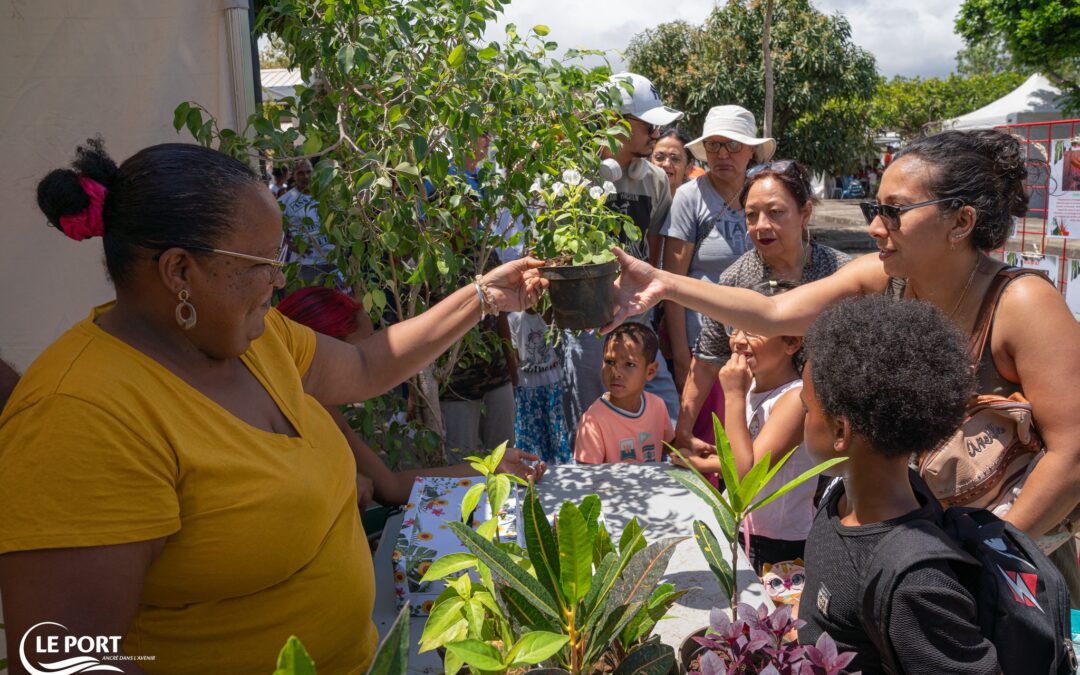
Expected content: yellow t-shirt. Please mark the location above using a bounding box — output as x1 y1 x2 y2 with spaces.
0 306 376 674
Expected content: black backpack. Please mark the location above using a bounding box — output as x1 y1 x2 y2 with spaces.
858 506 1075 675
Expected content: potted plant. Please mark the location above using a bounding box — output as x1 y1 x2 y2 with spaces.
418 447 686 674
682 604 858 675
528 164 640 330
665 415 846 671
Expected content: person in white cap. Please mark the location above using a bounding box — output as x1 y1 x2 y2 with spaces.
560 73 684 446
660 105 775 395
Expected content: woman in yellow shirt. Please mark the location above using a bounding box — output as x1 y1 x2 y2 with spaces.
0 139 545 674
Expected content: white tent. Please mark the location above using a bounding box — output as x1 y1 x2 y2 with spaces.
944 74 1063 130
262 67 305 101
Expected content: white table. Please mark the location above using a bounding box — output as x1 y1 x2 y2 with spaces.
371 463 769 673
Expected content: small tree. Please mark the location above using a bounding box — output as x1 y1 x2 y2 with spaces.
626 0 878 175
175 0 627 464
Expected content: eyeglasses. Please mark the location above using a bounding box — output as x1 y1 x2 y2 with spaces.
151 236 289 282
858 197 963 230
746 159 795 179
627 116 658 136
724 324 761 339
703 139 745 155
651 152 687 165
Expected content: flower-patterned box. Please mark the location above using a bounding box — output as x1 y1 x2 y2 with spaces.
392 476 520 615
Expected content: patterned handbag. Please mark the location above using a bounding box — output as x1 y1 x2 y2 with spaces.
918 268 1080 553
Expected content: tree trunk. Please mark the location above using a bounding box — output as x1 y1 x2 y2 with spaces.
762 0 775 139
413 364 448 465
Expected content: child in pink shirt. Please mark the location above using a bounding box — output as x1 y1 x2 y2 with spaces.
575 323 675 464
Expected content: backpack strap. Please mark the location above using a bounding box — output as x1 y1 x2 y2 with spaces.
857 519 978 675
965 267 1050 365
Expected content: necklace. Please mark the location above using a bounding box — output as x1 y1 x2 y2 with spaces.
948 256 982 319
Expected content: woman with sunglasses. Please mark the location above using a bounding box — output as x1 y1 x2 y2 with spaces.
609 128 1080 601
674 160 849 458
0 140 546 673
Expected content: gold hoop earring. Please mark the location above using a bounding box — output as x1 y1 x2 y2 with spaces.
175 290 197 330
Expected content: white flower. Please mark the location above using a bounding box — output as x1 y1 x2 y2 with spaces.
561 169 583 186
529 179 543 194
589 185 604 200
551 181 565 197
602 180 616 195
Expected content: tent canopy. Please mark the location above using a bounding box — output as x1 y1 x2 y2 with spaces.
944 74 1062 130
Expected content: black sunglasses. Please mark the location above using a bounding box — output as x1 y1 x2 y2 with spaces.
627 116 658 136
858 197 963 230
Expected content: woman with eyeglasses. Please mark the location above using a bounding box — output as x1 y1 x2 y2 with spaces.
650 127 694 198
608 128 1080 603
674 160 850 459
0 140 546 672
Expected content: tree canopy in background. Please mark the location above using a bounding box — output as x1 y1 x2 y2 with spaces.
956 0 1080 113
625 0 878 175
869 72 1027 140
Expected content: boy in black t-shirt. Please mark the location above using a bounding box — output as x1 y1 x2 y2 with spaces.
797 296 1000 674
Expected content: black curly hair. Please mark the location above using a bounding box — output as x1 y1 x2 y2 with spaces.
894 129 1028 251
656 127 694 164
604 322 659 364
36 138 262 286
803 296 974 459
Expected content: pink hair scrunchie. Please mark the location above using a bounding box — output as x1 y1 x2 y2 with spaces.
58 175 108 241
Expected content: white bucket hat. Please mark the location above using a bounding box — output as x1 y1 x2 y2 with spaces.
607 72 684 127
687 105 776 163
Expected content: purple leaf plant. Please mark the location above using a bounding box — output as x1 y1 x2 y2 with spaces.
689 604 859 675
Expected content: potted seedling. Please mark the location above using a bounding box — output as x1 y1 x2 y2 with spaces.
666 415 847 671
419 448 687 674
528 165 640 330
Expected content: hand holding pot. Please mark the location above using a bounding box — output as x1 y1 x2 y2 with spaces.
602 247 666 334
480 256 548 312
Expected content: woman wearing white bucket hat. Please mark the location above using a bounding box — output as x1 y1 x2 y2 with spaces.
660 105 775 394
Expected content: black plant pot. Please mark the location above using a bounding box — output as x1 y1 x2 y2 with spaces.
539 260 619 330
677 627 708 674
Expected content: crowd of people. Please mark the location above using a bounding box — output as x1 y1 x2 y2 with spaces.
0 70 1078 675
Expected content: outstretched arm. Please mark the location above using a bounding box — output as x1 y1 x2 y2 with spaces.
605 248 885 337
304 257 546 406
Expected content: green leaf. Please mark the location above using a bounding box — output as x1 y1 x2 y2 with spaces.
419 597 466 651
737 450 774 510
618 517 646 559
445 640 504 671
580 551 618 619
478 46 498 61
507 631 570 666
442 648 464 675
612 642 675 675
522 483 562 607
447 520 560 620
693 520 733 604
594 522 615 567
713 416 743 511
488 442 507 473
420 552 478 582
173 102 190 133
185 107 203 139
273 636 317 675
465 597 486 639
447 44 465 67
605 536 687 614
557 501 593 605
302 131 322 156
533 24 550 36
366 603 410 675
499 584 560 632
394 161 419 177
488 474 511 516
584 601 643 667
412 135 429 161
749 457 848 513
666 447 738 541
461 482 486 522
427 151 449 182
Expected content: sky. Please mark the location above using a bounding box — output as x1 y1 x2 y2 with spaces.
485 0 967 79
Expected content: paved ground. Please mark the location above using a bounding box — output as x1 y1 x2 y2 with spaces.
811 200 1080 261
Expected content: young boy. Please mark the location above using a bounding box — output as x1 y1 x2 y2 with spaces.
574 323 674 464
797 296 998 674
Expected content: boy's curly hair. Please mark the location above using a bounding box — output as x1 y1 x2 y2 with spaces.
604 322 659 363
803 296 975 458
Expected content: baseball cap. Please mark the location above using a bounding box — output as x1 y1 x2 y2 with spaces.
607 73 683 127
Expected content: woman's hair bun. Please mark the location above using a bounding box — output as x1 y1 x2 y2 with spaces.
36 137 118 229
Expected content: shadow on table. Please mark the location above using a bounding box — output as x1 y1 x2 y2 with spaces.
662 568 767 611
